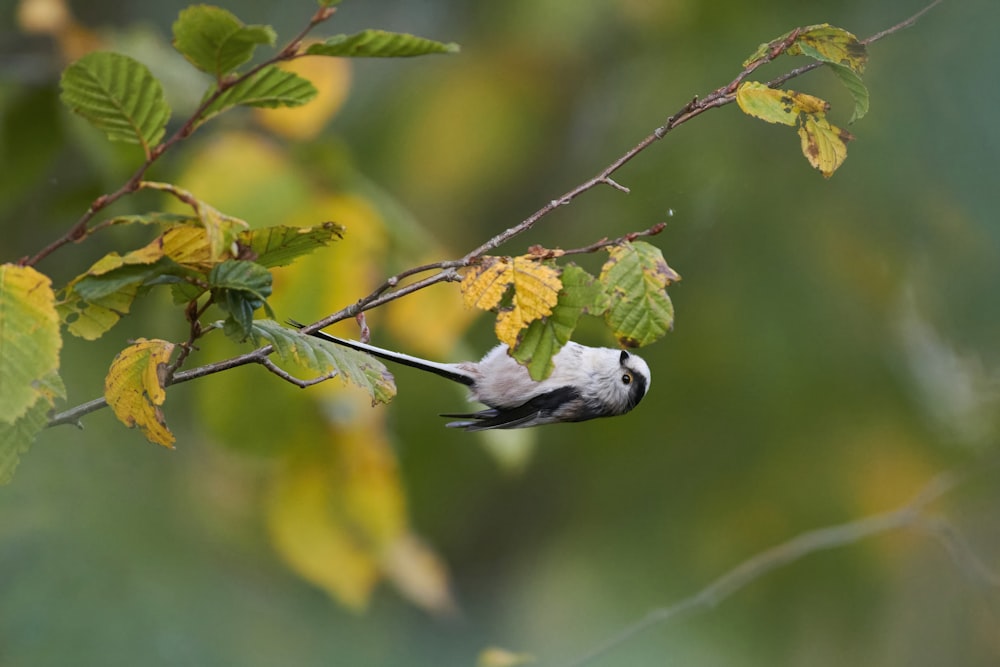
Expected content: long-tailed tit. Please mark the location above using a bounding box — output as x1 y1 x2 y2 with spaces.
288 321 651 431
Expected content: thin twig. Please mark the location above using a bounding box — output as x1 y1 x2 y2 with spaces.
520 222 668 261
46 345 276 428
917 516 1000 587
259 358 338 388
561 470 965 667
863 0 943 45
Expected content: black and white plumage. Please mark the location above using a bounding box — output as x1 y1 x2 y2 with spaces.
289 321 651 431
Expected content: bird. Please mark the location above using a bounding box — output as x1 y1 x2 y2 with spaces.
287 320 651 431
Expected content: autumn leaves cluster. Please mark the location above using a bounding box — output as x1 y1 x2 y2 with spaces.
462 243 679 380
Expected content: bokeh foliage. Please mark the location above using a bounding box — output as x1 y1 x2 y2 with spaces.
1 0 998 665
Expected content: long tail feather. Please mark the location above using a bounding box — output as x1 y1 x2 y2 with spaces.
287 320 475 386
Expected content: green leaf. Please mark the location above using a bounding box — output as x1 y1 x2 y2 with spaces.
828 63 870 124
197 65 317 126
0 265 62 423
306 29 459 58
600 242 679 348
59 52 171 154
173 5 276 77
317 0 343 6
209 260 273 338
72 256 189 302
171 281 207 305
208 260 272 300
250 320 396 405
238 222 345 268
513 264 611 381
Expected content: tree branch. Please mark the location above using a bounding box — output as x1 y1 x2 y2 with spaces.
561 468 991 667
45 0 941 429
19 5 337 268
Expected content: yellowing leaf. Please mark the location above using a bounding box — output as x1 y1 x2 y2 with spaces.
798 114 853 178
738 78 858 177
160 224 216 270
254 55 352 141
103 338 176 447
462 256 562 348
736 81 829 126
788 24 867 74
59 283 138 340
0 264 62 423
237 221 345 269
141 181 248 261
743 23 867 74
86 241 165 275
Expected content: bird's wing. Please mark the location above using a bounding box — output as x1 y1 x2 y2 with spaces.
442 386 581 431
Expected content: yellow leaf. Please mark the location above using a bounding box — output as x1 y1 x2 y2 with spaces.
255 55 352 140
103 338 176 447
161 225 215 270
266 461 380 612
0 264 62 423
140 181 248 261
496 257 561 348
462 257 513 311
87 242 165 276
462 256 562 348
477 647 536 667
798 114 853 178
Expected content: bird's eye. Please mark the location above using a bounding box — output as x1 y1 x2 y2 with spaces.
621 372 632 385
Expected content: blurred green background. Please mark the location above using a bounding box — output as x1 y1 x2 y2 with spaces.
2 0 999 665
